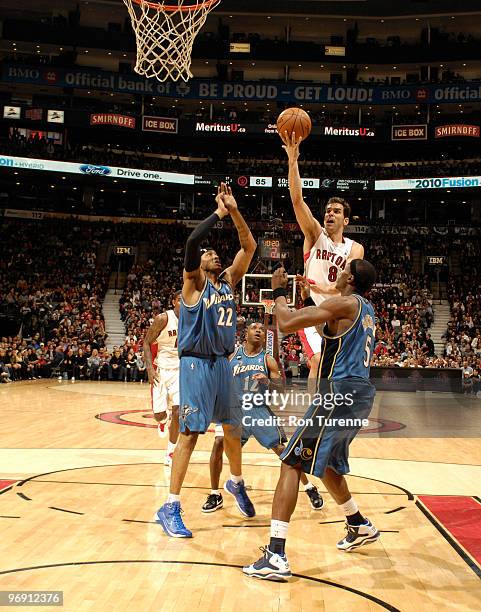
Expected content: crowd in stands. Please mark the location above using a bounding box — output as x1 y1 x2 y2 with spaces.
443 238 481 392
1 218 480 392
0 217 110 382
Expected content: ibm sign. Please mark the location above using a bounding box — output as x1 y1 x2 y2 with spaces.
115 246 133 255
426 256 448 266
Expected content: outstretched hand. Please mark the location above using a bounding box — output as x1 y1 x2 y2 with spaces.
219 182 238 212
281 130 302 162
272 267 289 290
214 182 230 219
295 274 311 301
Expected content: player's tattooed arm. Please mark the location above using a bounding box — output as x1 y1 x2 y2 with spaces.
221 184 257 288
143 313 168 386
272 268 356 334
282 132 322 251
183 185 230 303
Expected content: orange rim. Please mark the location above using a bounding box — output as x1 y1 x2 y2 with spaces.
130 0 219 11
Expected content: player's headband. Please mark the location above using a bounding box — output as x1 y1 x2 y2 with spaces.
200 247 215 255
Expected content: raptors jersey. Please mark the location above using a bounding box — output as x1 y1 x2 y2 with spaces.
304 231 354 305
153 310 179 370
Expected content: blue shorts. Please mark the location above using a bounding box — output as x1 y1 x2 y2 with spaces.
179 355 242 434
241 404 287 450
281 378 375 478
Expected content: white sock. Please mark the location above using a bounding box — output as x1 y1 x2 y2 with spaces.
270 519 289 539
167 494 180 504
339 497 358 516
211 489 220 495
167 441 176 454
230 474 242 484
303 482 314 491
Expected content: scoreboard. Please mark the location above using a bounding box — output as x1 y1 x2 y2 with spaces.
258 238 282 259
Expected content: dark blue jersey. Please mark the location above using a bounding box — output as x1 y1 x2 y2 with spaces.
319 294 375 380
178 276 236 357
230 345 268 398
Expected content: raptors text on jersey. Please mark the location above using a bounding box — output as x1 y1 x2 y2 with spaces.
304 231 354 305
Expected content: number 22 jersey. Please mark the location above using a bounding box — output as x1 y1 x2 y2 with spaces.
178 276 237 357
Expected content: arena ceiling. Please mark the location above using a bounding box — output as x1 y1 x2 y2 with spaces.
1 0 481 19
218 0 481 18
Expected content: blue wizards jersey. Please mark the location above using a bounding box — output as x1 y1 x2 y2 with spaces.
230 345 268 399
178 276 236 357
319 294 375 380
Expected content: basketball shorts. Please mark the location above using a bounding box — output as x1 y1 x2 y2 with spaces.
298 326 323 360
280 377 376 478
241 404 287 450
179 355 242 434
151 367 179 414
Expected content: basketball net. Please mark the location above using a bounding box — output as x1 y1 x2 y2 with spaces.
123 0 221 82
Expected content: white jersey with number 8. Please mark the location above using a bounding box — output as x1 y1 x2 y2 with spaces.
304 231 354 305
300 231 354 359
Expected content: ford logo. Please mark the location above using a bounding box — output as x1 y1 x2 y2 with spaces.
79 165 112 176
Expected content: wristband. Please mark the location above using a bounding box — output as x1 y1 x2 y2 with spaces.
273 287 288 300
303 297 315 307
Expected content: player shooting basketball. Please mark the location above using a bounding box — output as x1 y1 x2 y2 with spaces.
282 132 364 390
154 182 257 538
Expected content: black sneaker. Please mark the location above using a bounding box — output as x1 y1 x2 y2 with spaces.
305 486 324 510
202 493 223 513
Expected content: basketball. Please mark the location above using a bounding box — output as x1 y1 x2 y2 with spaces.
276 107 312 143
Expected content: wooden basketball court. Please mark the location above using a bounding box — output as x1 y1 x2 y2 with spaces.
1 380 480 611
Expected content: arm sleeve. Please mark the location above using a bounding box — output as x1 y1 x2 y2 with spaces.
184 213 220 272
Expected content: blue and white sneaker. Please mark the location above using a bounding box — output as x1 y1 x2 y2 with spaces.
243 546 292 582
153 502 192 538
337 519 380 551
224 479 255 518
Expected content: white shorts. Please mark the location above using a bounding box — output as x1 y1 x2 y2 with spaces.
298 326 323 360
214 423 224 438
151 368 179 414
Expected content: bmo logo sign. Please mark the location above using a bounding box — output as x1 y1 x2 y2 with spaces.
142 116 178 134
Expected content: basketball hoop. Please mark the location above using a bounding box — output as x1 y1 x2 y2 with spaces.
261 299 275 315
123 0 221 82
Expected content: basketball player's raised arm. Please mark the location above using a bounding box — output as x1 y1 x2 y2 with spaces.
144 313 167 385
222 186 257 288
283 132 322 251
183 184 230 302
272 269 355 334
